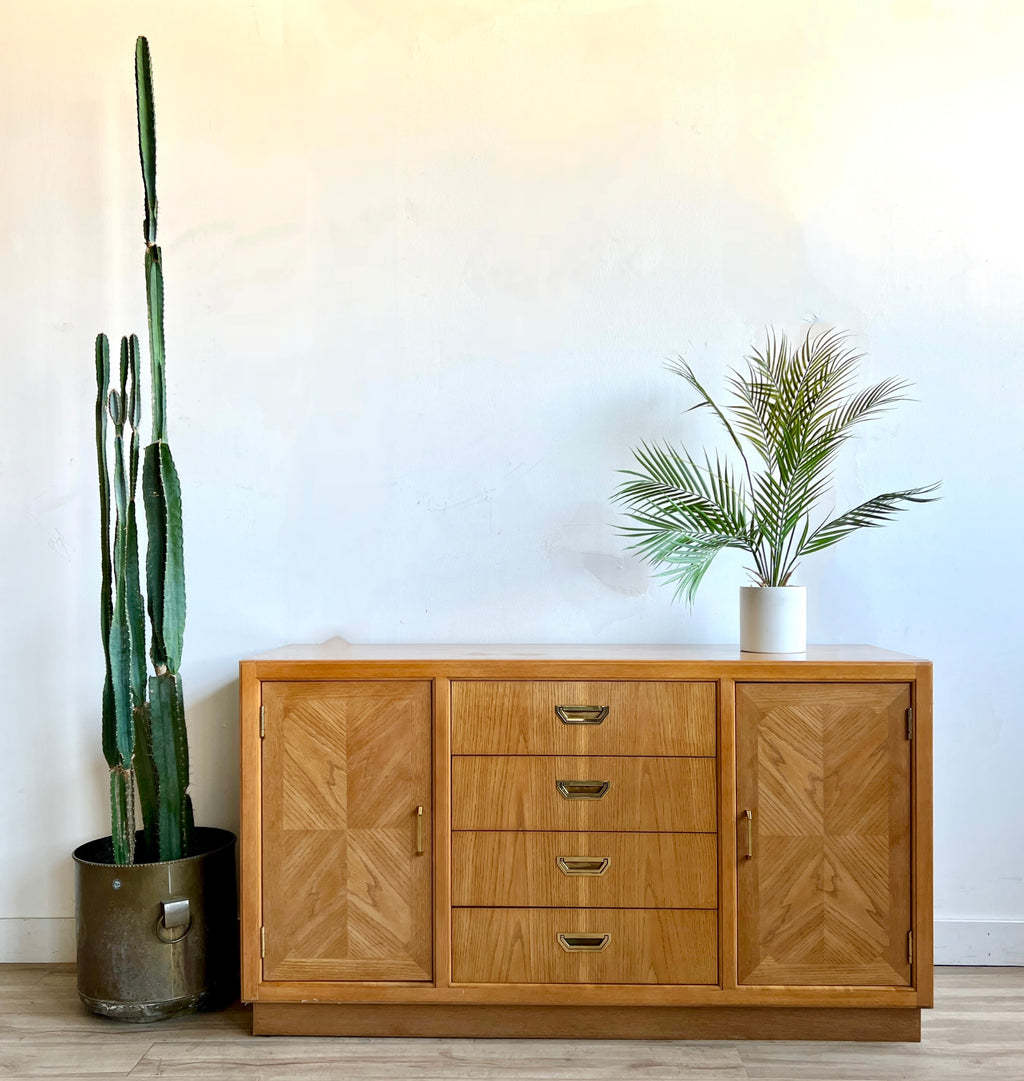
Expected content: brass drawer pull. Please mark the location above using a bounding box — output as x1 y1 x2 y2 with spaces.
556 779 610 800
415 805 424 855
557 932 611 952
742 808 753 860
555 704 609 726
557 855 610 876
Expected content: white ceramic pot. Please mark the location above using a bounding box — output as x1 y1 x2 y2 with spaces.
739 586 806 653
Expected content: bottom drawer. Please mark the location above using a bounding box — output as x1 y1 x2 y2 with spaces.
453 908 718 985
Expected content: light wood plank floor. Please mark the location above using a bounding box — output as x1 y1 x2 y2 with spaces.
1 966 1022 1080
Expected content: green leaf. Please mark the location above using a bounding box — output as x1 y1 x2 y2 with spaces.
801 484 942 555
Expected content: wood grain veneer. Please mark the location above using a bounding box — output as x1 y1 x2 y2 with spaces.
451 755 716 832
452 908 718 985
736 682 912 987
261 681 433 982
451 680 715 755
452 831 717 908
252 1002 922 1040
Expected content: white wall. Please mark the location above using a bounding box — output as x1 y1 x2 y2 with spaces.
2 0 1022 962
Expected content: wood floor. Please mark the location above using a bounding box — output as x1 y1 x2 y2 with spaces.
2 966 1022 1079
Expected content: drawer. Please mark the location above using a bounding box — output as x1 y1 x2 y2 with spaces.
452 908 718 984
451 756 716 832
452 831 717 908
451 681 715 756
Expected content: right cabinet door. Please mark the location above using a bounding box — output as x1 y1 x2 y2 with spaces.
736 682 912 986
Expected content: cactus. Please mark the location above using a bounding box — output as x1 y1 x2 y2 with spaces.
94 37 193 865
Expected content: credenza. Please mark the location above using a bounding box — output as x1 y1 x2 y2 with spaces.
239 643 931 1040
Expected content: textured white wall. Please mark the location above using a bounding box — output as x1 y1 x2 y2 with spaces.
2 0 1022 960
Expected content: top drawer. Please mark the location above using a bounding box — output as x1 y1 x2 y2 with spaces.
451 681 716 756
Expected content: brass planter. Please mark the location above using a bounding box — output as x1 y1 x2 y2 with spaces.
73 827 237 1021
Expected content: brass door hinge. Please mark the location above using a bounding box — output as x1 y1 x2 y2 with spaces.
260 705 265 739
260 926 266 958
908 930 913 964
906 707 914 740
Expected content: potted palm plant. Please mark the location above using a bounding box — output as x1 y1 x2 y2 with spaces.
73 36 237 1020
613 325 939 652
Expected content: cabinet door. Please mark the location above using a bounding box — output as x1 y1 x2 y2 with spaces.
736 683 912 986
261 681 432 981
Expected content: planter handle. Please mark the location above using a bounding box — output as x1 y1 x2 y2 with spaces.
161 898 190 928
156 897 192 943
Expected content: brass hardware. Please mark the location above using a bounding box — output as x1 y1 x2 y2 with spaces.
556 779 610 800
260 705 265 739
555 705 609 726
742 809 753 859
415 806 424 855
557 932 611 952
556 855 610 877
260 926 266 959
908 930 913 964
906 707 914 740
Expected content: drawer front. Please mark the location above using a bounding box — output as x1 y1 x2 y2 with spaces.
451 756 716 832
452 831 717 908
453 908 718 984
451 681 716 756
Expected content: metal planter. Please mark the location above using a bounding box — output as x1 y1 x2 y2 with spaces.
73 826 237 1021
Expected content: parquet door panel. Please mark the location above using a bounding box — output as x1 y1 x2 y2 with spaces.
736 682 912 986
261 681 432 981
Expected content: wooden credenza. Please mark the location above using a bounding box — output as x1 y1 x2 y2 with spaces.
239 644 932 1040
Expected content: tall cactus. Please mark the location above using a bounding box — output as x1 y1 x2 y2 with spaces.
95 37 193 865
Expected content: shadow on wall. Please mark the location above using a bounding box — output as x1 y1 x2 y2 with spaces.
187 678 241 840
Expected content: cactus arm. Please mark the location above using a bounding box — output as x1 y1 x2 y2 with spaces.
133 702 159 858
137 35 166 445
145 246 166 442
125 337 146 706
108 365 135 769
142 440 185 673
141 442 166 668
125 510 146 706
128 335 142 492
148 672 191 860
135 36 157 245
95 335 117 768
156 442 185 672
98 332 135 867
109 767 135 866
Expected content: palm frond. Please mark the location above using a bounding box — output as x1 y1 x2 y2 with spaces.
800 483 942 555
613 441 759 601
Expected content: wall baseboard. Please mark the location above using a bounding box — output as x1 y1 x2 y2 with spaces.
2 917 1022 966
0 918 76 963
935 920 1024 966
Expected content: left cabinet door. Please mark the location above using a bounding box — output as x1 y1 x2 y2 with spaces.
261 680 433 982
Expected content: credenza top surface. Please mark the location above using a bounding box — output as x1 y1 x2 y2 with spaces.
242 639 927 666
